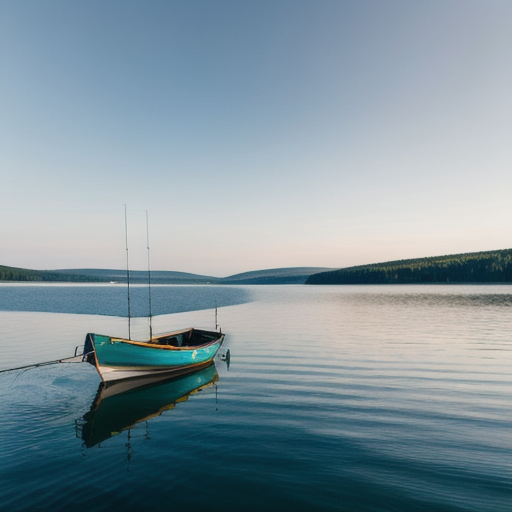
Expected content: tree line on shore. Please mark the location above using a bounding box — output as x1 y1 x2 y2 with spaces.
2 249 511 284
306 249 512 285
0 265 105 282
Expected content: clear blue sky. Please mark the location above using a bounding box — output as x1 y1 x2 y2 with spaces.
1 0 510 276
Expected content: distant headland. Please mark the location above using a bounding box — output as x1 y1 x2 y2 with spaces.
1 249 510 285
305 249 511 285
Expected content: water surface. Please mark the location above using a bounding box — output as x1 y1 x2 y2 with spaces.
0 285 510 511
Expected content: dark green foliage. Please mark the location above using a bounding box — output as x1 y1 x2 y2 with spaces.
3 251 511 284
306 249 512 285
0 265 106 282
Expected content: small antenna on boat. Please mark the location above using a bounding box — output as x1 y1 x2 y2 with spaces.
146 210 153 341
215 300 220 332
124 204 131 340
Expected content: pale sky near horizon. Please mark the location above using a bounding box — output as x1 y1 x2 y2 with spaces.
1 0 510 277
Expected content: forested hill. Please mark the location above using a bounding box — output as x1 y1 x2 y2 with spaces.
0 265 331 284
0 265 106 282
306 249 512 285
0 266 212 284
221 267 334 284
2 251 511 284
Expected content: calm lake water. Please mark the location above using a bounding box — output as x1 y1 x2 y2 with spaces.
0 284 510 512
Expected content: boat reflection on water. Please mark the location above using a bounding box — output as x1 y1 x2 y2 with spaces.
79 363 219 448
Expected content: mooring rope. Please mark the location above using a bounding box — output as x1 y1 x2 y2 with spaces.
0 354 84 374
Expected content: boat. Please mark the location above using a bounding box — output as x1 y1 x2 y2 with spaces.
83 207 225 383
79 362 219 448
83 328 224 382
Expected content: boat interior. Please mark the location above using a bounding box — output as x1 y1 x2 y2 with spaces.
150 329 220 348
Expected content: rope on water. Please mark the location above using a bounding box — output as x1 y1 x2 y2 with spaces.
0 355 84 374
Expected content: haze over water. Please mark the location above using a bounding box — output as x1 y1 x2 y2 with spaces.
0 284 510 511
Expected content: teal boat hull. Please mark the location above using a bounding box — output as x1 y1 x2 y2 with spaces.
85 328 224 382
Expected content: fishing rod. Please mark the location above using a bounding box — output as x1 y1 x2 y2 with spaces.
124 204 132 340
146 210 153 341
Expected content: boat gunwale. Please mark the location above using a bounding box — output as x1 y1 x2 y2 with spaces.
106 331 224 351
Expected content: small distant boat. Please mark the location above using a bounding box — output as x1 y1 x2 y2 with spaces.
83 207 225 383
83 328 224 383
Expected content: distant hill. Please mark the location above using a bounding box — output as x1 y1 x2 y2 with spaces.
222 267 334 284
52 268 220 284
4 250 510 285
0 265 105 282
53 267 334 284
0 266 333 284
306 249 512 285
